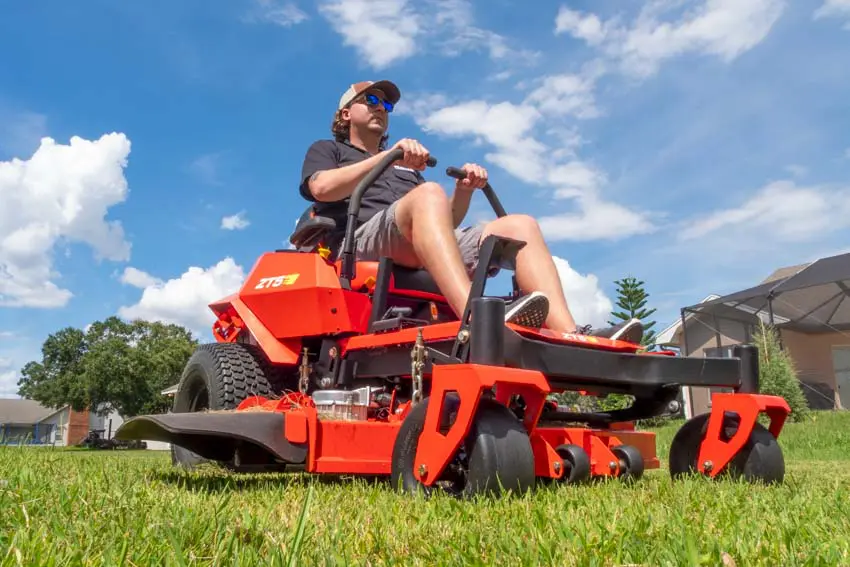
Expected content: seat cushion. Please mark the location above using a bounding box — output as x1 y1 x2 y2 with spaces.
390 265 443 298
348 261 445 301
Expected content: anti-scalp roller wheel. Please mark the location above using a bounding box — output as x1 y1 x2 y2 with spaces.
555 443 591 484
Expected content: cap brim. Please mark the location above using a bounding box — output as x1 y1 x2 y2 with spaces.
367 80 401 104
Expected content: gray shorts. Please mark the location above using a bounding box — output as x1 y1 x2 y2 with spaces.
343 201 485 277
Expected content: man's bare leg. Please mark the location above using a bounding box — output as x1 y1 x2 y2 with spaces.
392 182 472 317
480 214 577 333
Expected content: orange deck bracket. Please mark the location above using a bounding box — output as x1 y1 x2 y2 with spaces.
412 364 550 486
697 392 791 477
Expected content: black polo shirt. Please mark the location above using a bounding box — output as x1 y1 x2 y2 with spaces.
299 138 425 238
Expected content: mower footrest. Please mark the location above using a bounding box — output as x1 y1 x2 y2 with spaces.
115 412 308 465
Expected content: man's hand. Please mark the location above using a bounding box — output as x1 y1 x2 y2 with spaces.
454 163 488 192
389 138 431 171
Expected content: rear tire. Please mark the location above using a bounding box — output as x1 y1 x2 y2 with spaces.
170 342 290 472
391 396 536 498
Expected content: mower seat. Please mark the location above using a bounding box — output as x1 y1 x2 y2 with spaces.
353 261 444 299
288 207 445 299
289 207 338 251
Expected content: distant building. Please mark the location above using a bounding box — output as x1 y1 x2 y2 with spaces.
0 398 170 450
654 252 850 417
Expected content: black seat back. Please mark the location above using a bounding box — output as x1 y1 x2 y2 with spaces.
289 205 340 253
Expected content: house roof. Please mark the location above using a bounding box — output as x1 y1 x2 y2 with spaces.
654 254 846 346
685 251 850 333
761 262 810 284
0 399 60 425
654 294 719 345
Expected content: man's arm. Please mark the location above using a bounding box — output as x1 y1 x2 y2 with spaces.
308 151 392 202
304 138 432 203
450 186 473 227
447 163 488 227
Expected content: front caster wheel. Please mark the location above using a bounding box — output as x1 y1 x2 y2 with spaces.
669 413 784 484
555 444 591 484
391 396 536 498
612 444 644 481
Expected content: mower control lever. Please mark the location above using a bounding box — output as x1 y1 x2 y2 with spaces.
446 166 507 218
340 148 437 285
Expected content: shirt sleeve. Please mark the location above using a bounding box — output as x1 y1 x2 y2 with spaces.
299 140 340 201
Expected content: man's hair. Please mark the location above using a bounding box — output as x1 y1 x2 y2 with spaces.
331 95 389 150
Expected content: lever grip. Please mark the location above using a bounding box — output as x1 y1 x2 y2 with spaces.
446 166 465 179
445 166 507 218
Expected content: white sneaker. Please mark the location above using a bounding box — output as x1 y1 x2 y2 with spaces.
574 318 644 343
504 292 550 329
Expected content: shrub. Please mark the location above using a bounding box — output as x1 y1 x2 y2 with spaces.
753 320 810 422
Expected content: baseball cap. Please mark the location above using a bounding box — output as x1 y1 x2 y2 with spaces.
338 80 401 110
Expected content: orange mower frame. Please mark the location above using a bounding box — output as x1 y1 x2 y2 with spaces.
116 151 791 496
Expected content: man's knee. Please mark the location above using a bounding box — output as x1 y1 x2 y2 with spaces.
486 213 542 239
409 181 449 206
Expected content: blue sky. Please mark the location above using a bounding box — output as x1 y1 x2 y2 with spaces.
2 0 850 397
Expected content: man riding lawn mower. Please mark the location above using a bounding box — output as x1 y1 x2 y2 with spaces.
116 80 792 497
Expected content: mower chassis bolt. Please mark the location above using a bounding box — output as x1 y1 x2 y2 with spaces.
457 330 469 343
609 461 617 471
703 460 713 472
553 461 562 474
418 464 428 478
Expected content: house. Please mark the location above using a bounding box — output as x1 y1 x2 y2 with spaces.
655 252 850 417
0 398 171 450
1 399 102 446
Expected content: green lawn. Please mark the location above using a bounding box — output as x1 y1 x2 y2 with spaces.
2 411 849 566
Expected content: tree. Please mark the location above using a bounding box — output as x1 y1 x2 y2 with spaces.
609 276 658 345
752 320 810 422
17 317 198 418
17 327 88 410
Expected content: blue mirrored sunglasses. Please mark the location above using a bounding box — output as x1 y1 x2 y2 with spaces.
363 93 394 113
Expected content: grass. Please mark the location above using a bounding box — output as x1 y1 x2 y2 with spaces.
2 411 850 566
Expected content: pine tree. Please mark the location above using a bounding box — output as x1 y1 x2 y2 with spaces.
752 320 810 422
608 276 658 345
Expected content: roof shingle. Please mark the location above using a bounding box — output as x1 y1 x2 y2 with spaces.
0 399 60 425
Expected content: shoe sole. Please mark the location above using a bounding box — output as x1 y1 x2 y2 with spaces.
505 294 550 329
610 319 643 343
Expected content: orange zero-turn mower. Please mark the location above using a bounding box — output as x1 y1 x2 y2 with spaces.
116 149 791 497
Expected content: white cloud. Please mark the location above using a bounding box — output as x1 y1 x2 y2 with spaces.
0 331 14 339
0 133 132 308
117 258 245 336
538 194 656 242
0 356 16 398
814 0 850 26
555 9 608 45
430 0 538 63
317 0 535 69
0 370 17 398
555 0 786 78
680 180 850 242
552 256 613 328
120 267 162 289
419 100 547 184
318 0 421 69
414 98 655 241
244 0 309 27
524 73 600 119
221 212 250 230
